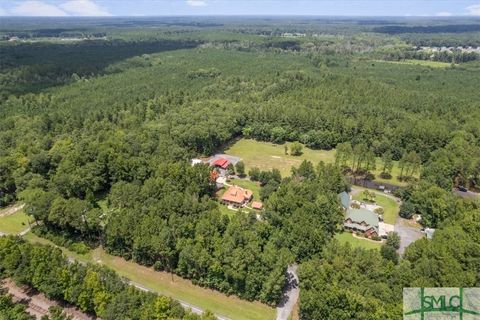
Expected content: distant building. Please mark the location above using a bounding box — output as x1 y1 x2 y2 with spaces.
215 176 227 189
191 158 204 166
344 208 379 238
425 227 435 240
212 158 230 170
221 185 253 208
252 201 263 210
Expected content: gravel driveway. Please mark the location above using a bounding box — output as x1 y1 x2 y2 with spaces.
395 217 423 255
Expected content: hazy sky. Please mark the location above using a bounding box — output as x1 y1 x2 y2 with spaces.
1 0 480 17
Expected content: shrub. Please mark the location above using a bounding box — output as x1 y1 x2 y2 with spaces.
399 200 415 219
379 172 392 179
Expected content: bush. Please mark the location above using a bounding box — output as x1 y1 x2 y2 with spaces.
290 141 303 156
351 202 360 209
379 172 392 179
69 242 90 255
374 207 384 215
32 226 92 255
399 200 415 219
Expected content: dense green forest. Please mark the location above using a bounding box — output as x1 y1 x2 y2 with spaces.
1 17 480 319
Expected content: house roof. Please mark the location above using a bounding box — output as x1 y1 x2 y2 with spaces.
252 201 263 210
345 208 379 232
338 191 350 209
221 186 253 204
212 158 230 169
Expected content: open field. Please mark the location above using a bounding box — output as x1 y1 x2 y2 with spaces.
225 139 418 186
352 187 400 224
0 210 32 234
334 232 382 250
224 139 335 177
21 232 275 320
375 59 453 68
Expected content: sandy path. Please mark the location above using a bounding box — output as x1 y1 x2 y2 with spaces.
0 203 25 217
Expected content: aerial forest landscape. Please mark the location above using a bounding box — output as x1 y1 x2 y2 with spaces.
0 1 480 319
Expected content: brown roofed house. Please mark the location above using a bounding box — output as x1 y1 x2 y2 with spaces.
221 185 253 208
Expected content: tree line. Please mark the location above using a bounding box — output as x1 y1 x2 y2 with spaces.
0 236 216 320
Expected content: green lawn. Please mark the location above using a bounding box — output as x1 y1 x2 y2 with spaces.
21 232 275 320
224 139 418 186
352 188 400 224
335 232 382 250
0 210 32 234
225 139 335 177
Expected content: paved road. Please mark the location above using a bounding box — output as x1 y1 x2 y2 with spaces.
276 265 299 320
453 188 479 200
395 217 423 255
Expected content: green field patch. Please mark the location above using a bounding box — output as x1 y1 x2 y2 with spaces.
0 210 32 234
225 139 335 177
375 59 453 68
335 232 382 250
225 139 417 186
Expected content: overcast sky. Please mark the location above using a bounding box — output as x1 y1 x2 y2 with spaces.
1 0 480 17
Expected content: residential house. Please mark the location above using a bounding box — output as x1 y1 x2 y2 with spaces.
221 185 253 208
344 208 379 238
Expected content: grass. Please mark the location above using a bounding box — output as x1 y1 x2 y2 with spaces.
352 188 400 224
225 139 335 177
0 210 32 234
335 232 382 250
96 249 275 320
21 232 275 320
23 232 94 263
225 139 418 186
375 59 452 68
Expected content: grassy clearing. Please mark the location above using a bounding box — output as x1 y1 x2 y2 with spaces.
352 188 400 224
96 249 275 320
225 139 418 186
335 232 382 250
0 210 32 234
23 232 94 263
375 59 452 68
225 139 335 177
21 232 275 320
